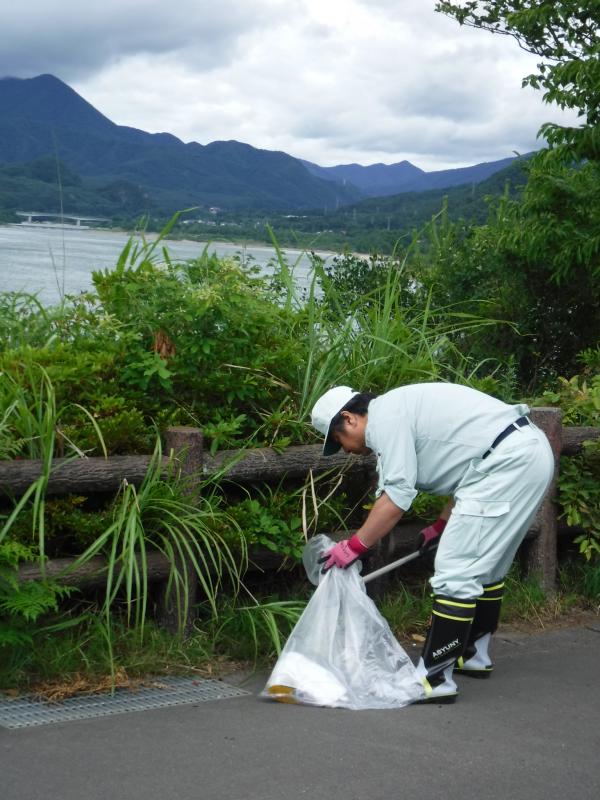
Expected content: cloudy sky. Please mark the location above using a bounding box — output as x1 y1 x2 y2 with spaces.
0 0 577 170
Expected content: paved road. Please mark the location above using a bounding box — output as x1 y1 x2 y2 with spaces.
2 625 599 800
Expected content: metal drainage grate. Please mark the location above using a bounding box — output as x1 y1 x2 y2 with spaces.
0 677 251 729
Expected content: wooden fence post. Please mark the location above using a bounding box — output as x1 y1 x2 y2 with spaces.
527 408 563 594
157 426 204 636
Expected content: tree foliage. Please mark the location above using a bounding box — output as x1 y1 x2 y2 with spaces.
436 1 600 292
501 158 600 283
414 201 600 390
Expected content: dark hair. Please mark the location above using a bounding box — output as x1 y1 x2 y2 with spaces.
329 392 378 436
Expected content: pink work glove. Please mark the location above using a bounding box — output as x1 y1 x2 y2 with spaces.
319 534 370 573
416 517 447 554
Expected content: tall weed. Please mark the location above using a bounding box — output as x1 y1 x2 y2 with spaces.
66 438 247 635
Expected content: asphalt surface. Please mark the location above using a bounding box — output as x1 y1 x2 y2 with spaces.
2 624 600 800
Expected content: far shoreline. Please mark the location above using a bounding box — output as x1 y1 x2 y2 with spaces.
0 222 343 260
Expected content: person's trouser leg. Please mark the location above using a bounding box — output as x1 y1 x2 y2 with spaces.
416 595 476 703
423 424 554 697
431 423 554 600
454 581 504 678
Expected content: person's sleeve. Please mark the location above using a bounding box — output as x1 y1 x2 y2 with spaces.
371 415 418 512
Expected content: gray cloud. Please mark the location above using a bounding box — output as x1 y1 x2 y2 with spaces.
0 0 578 169
0 1 288 79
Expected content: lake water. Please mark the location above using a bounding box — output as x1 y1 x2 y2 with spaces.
0 224 331 305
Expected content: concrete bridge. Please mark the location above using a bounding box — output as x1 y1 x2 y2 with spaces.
16 212 109 228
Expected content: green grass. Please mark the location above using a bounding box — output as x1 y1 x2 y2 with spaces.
2 558 599 696
378 560 600 640
0 591 307 695
378 581 433 638
0 612 215 694
211 597 307 662
558 559 600 604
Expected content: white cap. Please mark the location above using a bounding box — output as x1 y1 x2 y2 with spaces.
311 386 358 455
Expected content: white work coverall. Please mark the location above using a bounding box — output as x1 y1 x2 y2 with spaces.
365 384 554 598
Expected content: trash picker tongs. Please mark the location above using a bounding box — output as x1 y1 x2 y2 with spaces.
362 544 436 585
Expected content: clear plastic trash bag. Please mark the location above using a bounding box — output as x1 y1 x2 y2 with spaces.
262 535 425 709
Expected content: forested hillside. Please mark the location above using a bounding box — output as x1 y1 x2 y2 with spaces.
0 75 360 212
176 157 530 253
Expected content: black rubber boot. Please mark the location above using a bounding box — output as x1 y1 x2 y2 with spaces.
415 595 476 703
455 581 504 678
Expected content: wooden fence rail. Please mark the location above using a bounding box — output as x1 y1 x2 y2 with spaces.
0 445 370 496
1 423 598 498
6 409 600 626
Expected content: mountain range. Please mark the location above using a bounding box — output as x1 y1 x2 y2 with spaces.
0 74 524 216
301 154 519 197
